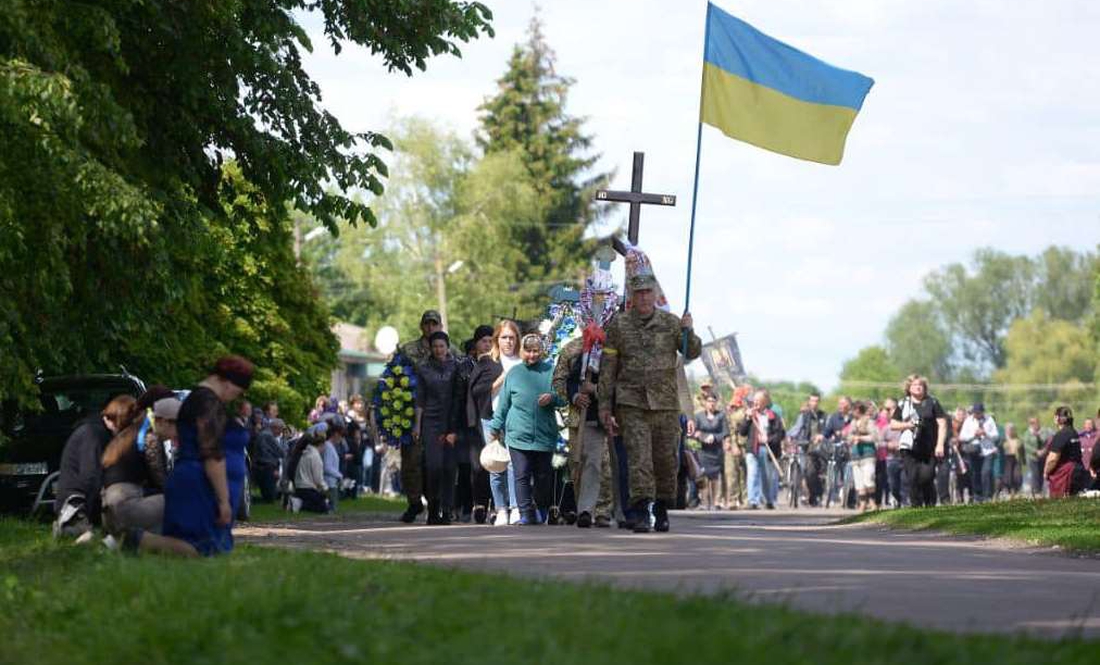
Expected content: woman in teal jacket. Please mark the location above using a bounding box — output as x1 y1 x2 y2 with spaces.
489 334 565 525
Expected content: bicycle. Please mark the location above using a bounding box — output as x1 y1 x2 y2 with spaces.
823 440 852 509
784 442 809 509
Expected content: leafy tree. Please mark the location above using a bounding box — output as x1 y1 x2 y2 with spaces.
837 346 901 402
1033 246 1099 323
304 119 543 345
923 249 1034 371
884 300 954 381
993 310 1098 424
476 13 610 287
0 1 494 407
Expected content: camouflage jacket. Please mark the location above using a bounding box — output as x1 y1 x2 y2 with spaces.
597 309 702 412
552 338 599 430
398 336 461 366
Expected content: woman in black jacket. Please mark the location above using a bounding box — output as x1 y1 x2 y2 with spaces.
452 326 495 523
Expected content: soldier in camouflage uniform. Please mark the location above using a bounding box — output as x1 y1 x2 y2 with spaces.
598 273 702 533
397 309 452 523
553 337 616 527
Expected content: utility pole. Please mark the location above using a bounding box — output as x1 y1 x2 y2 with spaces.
434 251 448 331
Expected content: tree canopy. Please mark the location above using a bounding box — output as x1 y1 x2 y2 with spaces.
0 0 494 413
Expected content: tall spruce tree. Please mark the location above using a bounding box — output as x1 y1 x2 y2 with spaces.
476 13 610 292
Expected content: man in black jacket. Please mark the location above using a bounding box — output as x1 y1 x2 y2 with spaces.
252 419 286 503
790 393 828 505
55 396 131 537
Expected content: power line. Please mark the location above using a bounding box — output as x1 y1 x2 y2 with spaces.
838 380 1097 392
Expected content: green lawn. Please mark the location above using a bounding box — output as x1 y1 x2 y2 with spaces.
846 498 1100 553
1 519 1096 665
246 493 405 523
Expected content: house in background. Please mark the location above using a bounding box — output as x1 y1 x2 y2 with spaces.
330 322 388 401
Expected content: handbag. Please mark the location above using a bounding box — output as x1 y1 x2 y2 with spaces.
480 438 511 474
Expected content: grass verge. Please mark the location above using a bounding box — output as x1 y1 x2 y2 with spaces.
845 497 1100 554
246 493 405 524
1 519 1096 665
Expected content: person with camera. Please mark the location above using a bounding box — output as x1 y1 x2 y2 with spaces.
959 403 1000 503
890 375 947 508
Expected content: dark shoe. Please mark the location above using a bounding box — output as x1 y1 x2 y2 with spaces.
631 501 651 533
426 500 442 525
438 511 452 526
654 501 670 533
400 499 424 524
594 515 612 528
473 505 487 524
749 504 760 510
564 510 577 525
547 506 561 525
766 503 775 510
576 511 592 528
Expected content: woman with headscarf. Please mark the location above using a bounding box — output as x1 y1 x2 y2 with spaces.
489 334 565 525
414 330 460 524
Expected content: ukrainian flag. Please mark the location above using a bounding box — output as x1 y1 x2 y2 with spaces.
700 3 874 165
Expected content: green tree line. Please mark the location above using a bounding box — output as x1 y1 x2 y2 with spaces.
303 16 612 345
837 245 1100 425
1 0 494 421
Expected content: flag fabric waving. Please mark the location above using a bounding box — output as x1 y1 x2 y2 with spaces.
700 3 874 165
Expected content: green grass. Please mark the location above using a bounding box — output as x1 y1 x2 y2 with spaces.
1 519 1096 665
246 493 405 523
845 498 1100 553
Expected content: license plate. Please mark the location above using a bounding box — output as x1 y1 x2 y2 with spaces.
0 462 48 476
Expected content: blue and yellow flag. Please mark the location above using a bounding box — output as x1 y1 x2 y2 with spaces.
700 3 874 165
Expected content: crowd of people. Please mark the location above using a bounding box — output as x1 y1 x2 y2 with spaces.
50 247 1100 556
684 380 1100 512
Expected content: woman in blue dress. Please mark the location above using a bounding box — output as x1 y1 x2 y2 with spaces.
117 355 254 556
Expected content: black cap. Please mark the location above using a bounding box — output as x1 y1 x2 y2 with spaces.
972 402 984 413
473 324 494 341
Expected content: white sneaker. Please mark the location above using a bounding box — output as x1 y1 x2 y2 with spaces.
290 497 303 513
102 534 119 551
493 509 509 526
509 508 522 525
74 530 95 545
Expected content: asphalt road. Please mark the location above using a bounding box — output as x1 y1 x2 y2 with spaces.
238 508 1100 638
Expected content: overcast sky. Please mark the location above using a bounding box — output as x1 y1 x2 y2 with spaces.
297 0 1100 390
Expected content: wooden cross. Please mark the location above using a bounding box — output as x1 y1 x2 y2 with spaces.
595 151 676 255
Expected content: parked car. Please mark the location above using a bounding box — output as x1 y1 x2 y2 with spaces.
0 373 146 516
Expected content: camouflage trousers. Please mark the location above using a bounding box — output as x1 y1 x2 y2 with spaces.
722 452 745 507
617 406 680 505
569 422 615 519
400 439 423 502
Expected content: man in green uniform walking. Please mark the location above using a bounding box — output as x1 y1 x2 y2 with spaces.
598 272 701 533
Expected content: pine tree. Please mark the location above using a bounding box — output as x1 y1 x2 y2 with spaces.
477 12 610 293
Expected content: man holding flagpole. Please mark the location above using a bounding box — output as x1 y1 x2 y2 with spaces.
598 257 702 534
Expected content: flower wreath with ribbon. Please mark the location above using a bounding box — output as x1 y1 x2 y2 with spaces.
372 351 418 447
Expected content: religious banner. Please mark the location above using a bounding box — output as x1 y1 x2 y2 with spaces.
699 333 746 387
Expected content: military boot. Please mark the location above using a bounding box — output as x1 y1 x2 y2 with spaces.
400 497 424 524
631 500 652 533
654 500 670 533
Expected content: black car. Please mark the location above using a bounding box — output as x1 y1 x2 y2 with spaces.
0 373 146 516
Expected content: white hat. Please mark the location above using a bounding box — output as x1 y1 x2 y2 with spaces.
152 397 182 420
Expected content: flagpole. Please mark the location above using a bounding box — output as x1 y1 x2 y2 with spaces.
683 2 712 355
